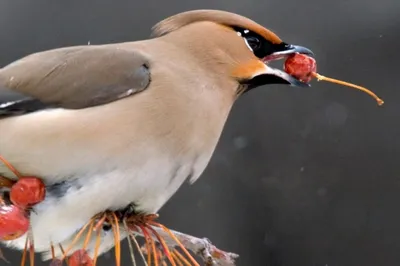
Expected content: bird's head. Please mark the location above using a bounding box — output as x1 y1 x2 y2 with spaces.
152 9 314 94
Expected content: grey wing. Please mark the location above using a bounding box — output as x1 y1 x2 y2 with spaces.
0 44 151 118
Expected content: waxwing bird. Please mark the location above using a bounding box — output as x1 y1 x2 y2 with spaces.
0 9 314 261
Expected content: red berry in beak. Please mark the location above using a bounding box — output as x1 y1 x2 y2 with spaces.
284 53 317 83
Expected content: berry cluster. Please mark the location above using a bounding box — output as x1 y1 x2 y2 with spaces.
0 176 45 240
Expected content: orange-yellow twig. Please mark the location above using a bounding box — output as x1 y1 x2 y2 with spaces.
150 230 159 266
0 176 14 188
58 244 66 258
21 236 28 266
127 226 148 265
93 214 107 232
61 220 92 260
110 213 121 266
0 154 22 179
311 72 384 106
173 249 191 266
171 251 185 266
50 242 56 260
139 225 153 266
29 239 34 266
83 220 94 250
92 229 102 266
123 220 137 266
149 222 199 266
147 226 176 266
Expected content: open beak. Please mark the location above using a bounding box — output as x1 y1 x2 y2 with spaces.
262 44 315 87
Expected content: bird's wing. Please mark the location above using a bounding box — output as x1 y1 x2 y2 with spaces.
0 45 151 117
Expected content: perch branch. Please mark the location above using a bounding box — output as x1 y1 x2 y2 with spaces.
137 225 239 266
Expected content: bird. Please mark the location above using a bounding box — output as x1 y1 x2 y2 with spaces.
0 9 314 261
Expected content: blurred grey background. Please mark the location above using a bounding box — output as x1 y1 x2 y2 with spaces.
0 0 399 265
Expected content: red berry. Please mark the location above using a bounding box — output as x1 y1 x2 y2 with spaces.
68 249 94 266
0 203 29 241
284 53 317 83
10 176 46 208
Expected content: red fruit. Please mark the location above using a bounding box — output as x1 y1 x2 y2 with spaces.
68 249 94 266
284 53 317 83
0 203 29 241
10 176 46 208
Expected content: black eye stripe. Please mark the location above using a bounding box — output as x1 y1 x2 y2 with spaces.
244 36 261 51
233 27 283 59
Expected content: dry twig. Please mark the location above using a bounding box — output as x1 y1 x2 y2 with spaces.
137 226 239 266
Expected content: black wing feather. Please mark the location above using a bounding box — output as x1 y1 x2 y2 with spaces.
0 86 50 117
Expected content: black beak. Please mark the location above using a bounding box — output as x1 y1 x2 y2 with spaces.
247 43 315 89
269 44 314 58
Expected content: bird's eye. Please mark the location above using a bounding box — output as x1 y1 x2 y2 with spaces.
234 27 279 58
245 36 261 51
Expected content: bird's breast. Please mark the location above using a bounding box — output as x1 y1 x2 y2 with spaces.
3 148 212 254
